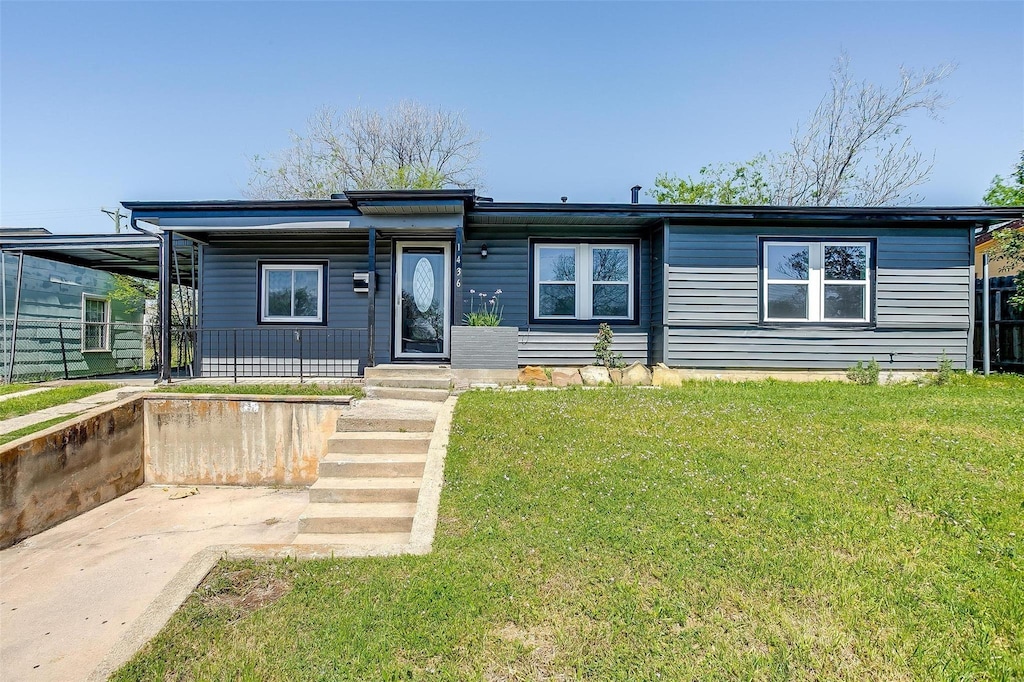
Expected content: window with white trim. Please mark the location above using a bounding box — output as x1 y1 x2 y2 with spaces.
259 263 326 323
82 295 110 351
533 243 634 321
762 241 871 322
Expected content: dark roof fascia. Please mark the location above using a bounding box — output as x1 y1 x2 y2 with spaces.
122 199 356 215
471 202 1023 224
340 189 477 203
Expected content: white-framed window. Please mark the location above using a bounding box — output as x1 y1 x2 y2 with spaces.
82 294 110 351
533 243 635 321
259 262 326 324
762 240 872 323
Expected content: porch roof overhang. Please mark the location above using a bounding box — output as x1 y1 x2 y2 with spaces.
0 232 195 284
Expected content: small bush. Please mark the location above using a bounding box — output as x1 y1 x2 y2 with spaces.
846 359 880 385
934 351 955 386
594 323 624 369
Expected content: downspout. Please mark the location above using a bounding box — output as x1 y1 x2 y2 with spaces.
5 252 25 384
982 254 991 376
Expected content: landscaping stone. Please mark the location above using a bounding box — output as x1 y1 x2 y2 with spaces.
580 366 611 386
621 362 653 386
518 365 549 385
652 363 682 387
551 368 582 387
609 368 623 384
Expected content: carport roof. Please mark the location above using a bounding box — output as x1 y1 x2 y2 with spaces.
0 232 195 284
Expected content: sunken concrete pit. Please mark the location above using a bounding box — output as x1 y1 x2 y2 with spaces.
0 392 355 549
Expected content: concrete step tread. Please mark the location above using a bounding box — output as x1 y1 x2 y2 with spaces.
311 477 422 489
292 532 412 545
364 387 449 402
323 450 428 462
336 417 437 433
329 431 433 440
300 502 418 518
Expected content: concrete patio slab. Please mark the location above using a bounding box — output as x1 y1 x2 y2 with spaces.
0 485 307 682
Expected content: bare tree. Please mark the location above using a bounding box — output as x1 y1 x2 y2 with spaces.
652 54 956 207
769 54 956 206
246 100 484 199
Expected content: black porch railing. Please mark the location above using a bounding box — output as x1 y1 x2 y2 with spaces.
974 276 1024 373
188 327 367 380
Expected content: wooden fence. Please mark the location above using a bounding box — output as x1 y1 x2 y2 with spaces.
974 276 1023 373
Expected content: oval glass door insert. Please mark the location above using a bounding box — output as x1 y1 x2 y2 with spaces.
413 257 435 312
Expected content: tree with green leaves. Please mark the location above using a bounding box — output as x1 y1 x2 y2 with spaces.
246 100 484 198
982 150 1024 310
652 54 955 206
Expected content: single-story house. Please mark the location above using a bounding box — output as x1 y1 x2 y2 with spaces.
0 228 145 382
975 218 1023 275
122 191 1020 379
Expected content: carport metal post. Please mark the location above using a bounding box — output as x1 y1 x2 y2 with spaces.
159 230 173 382
5 252 24 384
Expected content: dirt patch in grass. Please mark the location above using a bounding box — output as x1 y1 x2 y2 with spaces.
197 563 293 622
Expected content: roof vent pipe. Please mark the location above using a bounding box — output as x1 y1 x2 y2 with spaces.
631 185 642 204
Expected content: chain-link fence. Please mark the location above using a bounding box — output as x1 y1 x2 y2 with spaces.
1 320 155 383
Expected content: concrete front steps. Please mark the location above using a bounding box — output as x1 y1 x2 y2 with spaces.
294 398 442 547
363 364 452 402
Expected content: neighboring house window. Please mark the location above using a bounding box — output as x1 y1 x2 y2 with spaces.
533 243 635 321
259 262 326 324
762 240 872 323
82 295 110 351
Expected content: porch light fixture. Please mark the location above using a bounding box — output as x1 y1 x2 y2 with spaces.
480 243 488 258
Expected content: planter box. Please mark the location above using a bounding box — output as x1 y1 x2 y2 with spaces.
451 326 519 370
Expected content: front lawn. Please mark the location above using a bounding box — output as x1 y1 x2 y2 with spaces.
158 382 363 398
0 382 115 421
115 376 1023 680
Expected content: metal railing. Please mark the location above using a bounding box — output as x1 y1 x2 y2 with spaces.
189 327 367 380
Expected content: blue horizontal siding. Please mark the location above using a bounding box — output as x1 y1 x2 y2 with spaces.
663 223 972 370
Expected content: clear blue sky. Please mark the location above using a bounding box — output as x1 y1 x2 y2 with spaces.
2 1 1022 233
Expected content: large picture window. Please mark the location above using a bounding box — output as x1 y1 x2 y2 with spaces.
533 242 635 321
259 262 326 324
82 295 110 351
762 240 872 323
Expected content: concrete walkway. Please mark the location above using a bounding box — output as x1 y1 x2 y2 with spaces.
0 486 308 682
0 385 151 437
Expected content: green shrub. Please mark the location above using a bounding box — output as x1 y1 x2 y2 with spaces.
594 323 624 369
934 351 955 386
846 359 880 385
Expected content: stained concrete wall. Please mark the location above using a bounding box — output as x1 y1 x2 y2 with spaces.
144 394 349 486
1 397 145 549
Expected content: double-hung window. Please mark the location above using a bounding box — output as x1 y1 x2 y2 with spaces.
762 240 872 323
533 242 635 321
82 295 110 351
259 262 326 324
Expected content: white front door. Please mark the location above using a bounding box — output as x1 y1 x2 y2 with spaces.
394 241 451 359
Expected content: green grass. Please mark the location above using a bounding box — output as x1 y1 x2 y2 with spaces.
0 383 35 396
115 376 1024 681
0 382 115 421
0 413 82 445
158 382 364 398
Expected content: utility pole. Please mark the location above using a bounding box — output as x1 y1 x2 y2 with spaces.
101 207 127 233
